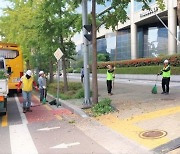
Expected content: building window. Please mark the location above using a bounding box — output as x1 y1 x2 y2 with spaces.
134 0 156 12
143 26 168 58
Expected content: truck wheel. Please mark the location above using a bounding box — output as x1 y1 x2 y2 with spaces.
2 111 6 116
3 98 7 115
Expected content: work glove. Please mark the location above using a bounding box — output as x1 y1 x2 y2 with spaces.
34 86 39 91
43 86 46 89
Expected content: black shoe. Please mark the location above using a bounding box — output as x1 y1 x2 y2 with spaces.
161 92 166 94
165 92 169 95
27 108 32 112
23 108 26 113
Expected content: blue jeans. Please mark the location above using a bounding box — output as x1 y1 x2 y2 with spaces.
39 88 47 101
22 91 32 109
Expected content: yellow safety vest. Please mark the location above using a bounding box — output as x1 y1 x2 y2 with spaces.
21 75 34 92
162 65 171 78
107 70 113 80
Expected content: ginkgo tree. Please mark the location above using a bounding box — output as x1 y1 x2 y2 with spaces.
35 0 81 91
0 0 82 91
0 0 40 69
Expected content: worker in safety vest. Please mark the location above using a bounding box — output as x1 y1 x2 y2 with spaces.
106 64 115 95
17 70 38 113
158 59 171 95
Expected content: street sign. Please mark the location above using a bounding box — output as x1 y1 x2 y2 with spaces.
54 48 63 107
54 48 63 60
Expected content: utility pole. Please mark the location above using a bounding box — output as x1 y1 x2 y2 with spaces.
82 2 114 105
82 0 91 106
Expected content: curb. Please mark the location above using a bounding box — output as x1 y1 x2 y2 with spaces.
67 73 180 82
47 93 88 118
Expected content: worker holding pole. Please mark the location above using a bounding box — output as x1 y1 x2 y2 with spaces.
106 64 115 95
158 59 171 95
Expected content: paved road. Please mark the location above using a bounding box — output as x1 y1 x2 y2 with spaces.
0 93 109 154
66 73 180 88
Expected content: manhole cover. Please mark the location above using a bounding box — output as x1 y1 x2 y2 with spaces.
139 130 167 139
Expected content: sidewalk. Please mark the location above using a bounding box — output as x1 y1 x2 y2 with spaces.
64 75 180 153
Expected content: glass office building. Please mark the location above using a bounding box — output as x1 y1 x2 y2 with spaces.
78 0 179 61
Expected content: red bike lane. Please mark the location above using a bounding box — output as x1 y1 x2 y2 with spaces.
18 94 72 124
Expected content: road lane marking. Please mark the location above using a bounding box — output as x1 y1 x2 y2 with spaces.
33 94 63 121
50 142 80 149
15 96 28 124
10 124 38 154
10 95 38 154
37 126 60 131
1 114 8 127
97 114 170 149
125 106 180 124
44 104 52 111
33 94 64 121
55 115 63 120
33 95 52 111
33 95 40 102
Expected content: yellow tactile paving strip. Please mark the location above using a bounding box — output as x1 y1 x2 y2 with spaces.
97 106 180 149
124 106 180 124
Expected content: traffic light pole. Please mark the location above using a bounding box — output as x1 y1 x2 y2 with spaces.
82 0 91 106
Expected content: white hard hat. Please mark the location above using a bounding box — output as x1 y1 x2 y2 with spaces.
164 59 169 63
39 71 44 75
26 70 32 76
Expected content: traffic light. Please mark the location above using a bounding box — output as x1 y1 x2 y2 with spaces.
84 24 92 41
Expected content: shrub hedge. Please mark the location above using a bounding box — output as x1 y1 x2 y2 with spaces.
98 66 180 75
97 54 180 69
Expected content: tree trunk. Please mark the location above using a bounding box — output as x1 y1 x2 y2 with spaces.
62 56 68 92
26 59 30 70
177 0 180 40
49 59 54 83
60 36 68 92
92 0 98 104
